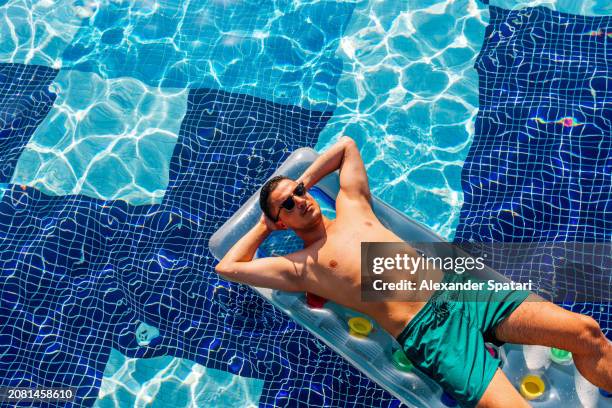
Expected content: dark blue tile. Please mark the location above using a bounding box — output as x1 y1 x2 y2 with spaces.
457 6 611 336
0 89 402 407
0 64 58 182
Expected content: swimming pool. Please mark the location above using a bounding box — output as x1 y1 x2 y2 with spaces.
0 0 610 406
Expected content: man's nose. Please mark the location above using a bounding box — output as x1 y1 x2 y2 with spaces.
295 195 307 208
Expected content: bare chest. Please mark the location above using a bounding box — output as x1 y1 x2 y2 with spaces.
304 219 402 291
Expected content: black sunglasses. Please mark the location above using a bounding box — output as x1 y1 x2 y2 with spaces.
274 182 306 222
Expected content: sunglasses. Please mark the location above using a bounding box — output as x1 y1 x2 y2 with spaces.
274 182 306 222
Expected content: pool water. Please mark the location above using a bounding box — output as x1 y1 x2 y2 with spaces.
1 0 610 407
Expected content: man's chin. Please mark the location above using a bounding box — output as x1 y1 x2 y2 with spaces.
310 210 323 223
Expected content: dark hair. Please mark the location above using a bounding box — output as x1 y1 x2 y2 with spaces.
259 175 290 221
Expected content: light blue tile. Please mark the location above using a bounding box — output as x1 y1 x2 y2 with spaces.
95 349 263 408
11 70 188 204
0 0 84 67
62 0 355 110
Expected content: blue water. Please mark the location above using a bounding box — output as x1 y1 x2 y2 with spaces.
0 0 610 407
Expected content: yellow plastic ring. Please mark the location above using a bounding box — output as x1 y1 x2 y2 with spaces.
519 375 546 400
348 317 373 337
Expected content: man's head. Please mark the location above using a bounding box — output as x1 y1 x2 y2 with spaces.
259 175 322 230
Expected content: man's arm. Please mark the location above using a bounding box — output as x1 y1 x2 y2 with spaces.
297 136 371 203
214 216 306 292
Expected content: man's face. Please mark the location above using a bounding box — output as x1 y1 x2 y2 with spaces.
269 179 322 229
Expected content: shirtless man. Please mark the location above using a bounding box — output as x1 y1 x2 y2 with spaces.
215 136 612 407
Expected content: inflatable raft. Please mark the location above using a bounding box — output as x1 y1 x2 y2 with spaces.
210 148 610 408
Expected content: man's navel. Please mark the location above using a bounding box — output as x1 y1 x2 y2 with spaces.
364 221 372 227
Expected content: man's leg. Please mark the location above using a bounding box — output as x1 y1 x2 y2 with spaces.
477 369 530 408
494 295 612 391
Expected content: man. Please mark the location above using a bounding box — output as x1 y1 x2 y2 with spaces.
215 136 611 407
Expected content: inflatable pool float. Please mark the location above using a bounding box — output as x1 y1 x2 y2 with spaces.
210 148 610 408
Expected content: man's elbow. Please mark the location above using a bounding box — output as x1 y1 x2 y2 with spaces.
339 135 357 149
214 264 243 284
214 262 233 277
339 136 360 160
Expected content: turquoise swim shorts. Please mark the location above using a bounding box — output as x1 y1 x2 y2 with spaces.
396 272 530 407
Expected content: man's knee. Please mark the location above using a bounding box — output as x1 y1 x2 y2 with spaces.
574 315 605 355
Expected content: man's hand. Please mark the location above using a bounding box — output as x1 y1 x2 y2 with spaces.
259 213 286 231
297 135 371 204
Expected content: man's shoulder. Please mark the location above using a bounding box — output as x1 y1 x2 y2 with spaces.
335 203 378 226
336 192 375 215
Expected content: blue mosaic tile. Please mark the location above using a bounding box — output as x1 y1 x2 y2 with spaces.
0 0 82 67
61 0 355 111
455 6 611 336
0 89 403 407
11 70 187 205
0 63 57 183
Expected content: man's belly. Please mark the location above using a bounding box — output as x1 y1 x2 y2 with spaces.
310 222 444 338
313 282 433 339
355 300 429 339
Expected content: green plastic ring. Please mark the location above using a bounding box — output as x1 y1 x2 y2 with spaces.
392 349 413 372
550 347 572 364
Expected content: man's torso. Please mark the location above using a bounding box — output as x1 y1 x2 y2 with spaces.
297 199 443 338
